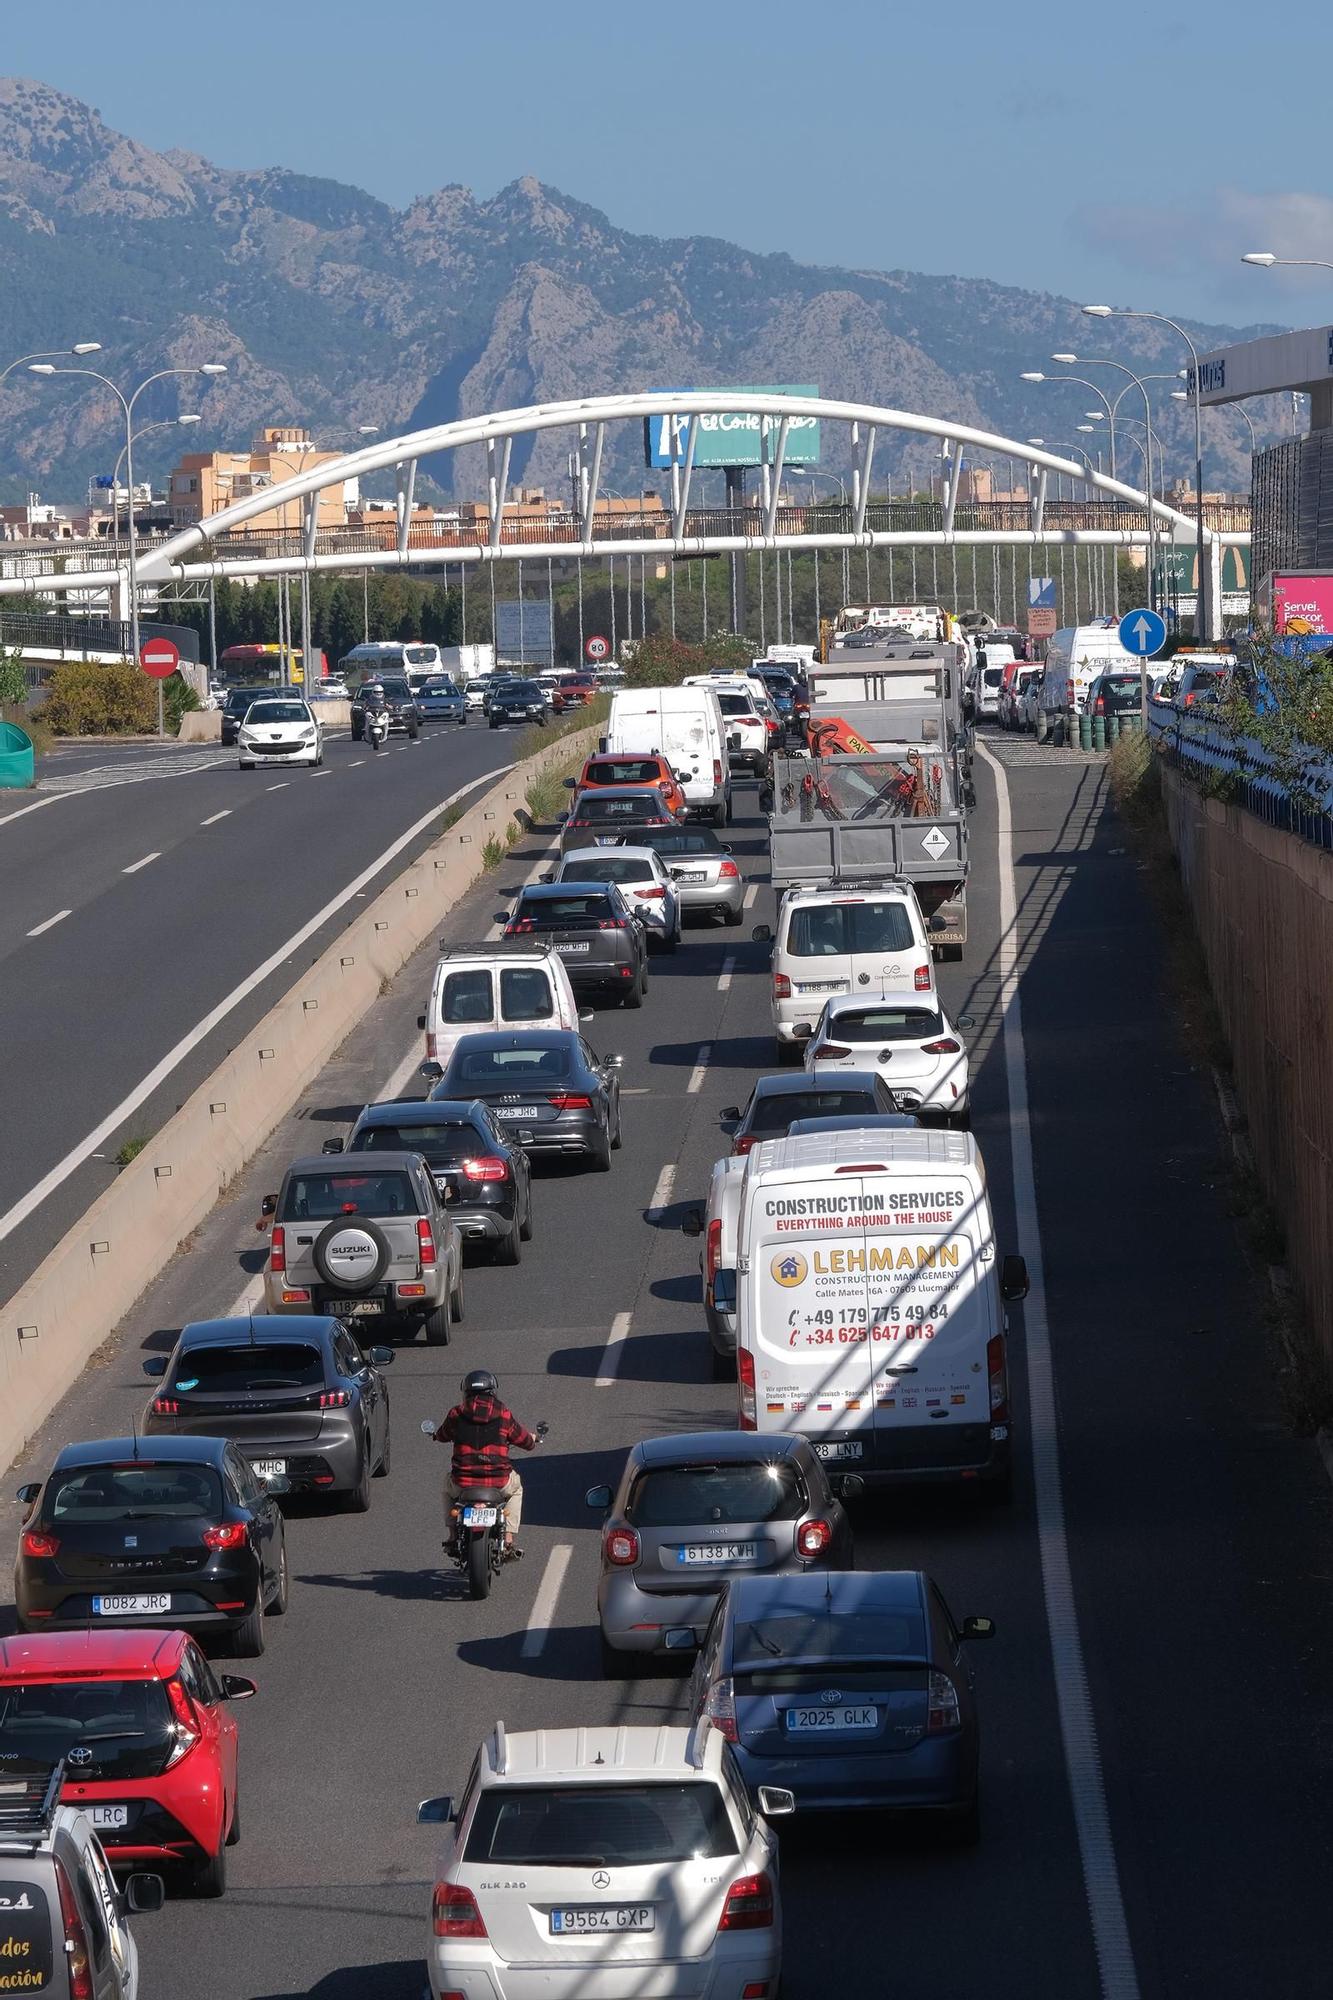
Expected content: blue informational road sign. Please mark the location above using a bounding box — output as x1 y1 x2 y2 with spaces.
1118 607 1167 658
1028 576 1056 609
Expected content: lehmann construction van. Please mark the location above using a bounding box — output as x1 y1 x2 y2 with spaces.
734 1127 1028 1495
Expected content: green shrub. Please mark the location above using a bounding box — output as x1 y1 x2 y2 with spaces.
0 650 27 709
44 661 156 736
165 674 201 733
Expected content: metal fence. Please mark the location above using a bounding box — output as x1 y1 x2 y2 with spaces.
1147 702 1333 852
0 609 200 663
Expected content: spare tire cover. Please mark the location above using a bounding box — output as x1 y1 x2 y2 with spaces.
312 1216 390 1293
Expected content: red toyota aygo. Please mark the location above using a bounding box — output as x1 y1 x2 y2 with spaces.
0 1629 255 1897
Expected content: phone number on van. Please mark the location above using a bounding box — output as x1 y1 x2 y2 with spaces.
791 1324 941 1347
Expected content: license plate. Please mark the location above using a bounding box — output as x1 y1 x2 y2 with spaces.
786 1705 878 1733
555 942 591 953
461 1505 498 1527
813 1440 864 1461
251 1460 287 1479
677 1542 757 1564
798 980 844 994
550 1905 655 1935
89 1806 129 1829
497 1107 540 1121
93 1594 170 1616
676 871 707 883
886 1093 920 1111
326 1298 380 1315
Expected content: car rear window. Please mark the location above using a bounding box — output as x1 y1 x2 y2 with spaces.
0 1680 177 1784
586 759 664 786
824 1005 942 1041
562 857 653 886
717 694 756 716
465 1783 738 1865
46 1463 222 1521
500 968 554 1021
749 1089 877 1133
733 1610 925 1667
171 1343 325 1393
1101 676 1141 695
440 969 494 1025
450 1045 573 1086
281 1170 418 1220
785 902 916 957
351 1121 488 1167
518 894 614 924
627 1462 806 1527
644 829 720 856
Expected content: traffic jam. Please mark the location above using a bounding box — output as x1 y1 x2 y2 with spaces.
4 608 1029 1998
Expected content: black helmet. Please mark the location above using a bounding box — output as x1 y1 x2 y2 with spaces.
461 1369 498 1400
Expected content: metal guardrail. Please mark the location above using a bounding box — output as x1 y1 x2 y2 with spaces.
0 609 200 663
1147 701 1333 852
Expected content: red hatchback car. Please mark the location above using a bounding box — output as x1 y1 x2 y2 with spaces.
0 1629 254 1897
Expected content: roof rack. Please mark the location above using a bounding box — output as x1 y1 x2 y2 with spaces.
434 937 553 958
0 1761 64 1849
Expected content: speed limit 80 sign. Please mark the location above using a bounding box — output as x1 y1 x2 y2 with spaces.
585 634 610 664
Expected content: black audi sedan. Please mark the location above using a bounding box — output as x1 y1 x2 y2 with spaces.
14 1434 288 1658
142 1314 393 1514
325 1097 533 1265
429 1029 623 1170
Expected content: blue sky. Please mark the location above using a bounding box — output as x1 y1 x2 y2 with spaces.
6 0 1327 327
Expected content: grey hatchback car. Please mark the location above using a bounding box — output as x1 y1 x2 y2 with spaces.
259 1153 463 1344
586 1432 855 1677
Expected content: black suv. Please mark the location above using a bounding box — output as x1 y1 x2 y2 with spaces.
326 1098 533 1266
497 882 649 1006
219 685 270 746
351 677 422 740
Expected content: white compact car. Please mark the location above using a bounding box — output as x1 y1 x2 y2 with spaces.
237 696 323 768
802 987 970 1125
555 845 682 952
419 1722 784 2000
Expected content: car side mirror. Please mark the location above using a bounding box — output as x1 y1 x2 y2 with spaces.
584 1484 613 1510
492 911 510 926
1000 1254 1029 1303
563 776 577 788
720 1106 740 1124
663 1626 698 1651
124 1873 165 1915
712 1269 737 1314
364 1346 394 1367
605 1053 625 1069
792 1023 813 1041
420 1419 438 1436
834 1472 865 1500
142 1356 168 1378
751 924 771 944
321 1138 344 1155
221 1675 257 1700
757 1786 796 1818
14 1483 40 1506
540 872 555 884
259 1193 277 1216
680 1205 705 1238
416 1014 427 1030
417 1795 455 1824
728 732 742 750
419 1060 443 1082
579 1011 595 1024
961 1615 995 1641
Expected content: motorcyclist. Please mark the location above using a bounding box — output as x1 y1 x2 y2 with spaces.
429 1370 540 1557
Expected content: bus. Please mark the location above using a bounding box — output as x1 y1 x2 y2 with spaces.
217 643 328 688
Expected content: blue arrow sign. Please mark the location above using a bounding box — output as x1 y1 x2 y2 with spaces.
1118 607 1167 658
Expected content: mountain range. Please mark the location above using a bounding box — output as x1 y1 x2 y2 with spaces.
0 77 1284 508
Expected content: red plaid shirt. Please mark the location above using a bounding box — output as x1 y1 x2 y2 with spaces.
441 1396 536 1488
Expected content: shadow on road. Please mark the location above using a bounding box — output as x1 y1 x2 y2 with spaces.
250 1962 421 2000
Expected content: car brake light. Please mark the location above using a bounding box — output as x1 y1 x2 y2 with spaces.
719 860 740 879
764 717 779 733
914 966 931 991
702 1674 739 1745
417 1216 437 1267
796 1518 833 1558
604 1527 640 1567
927 1669 962 1732
921 1037 961 1054
713 759 723 785
772 973 791 999
462 1155 510 1181
318 1389 353 1409
705 1217 722 1289
55 1862 94 2000
813 1044 851 1060
733 1134 757 1157
426 1029 438 1060
548 1093 592 1111
717 1869 773 1930
1094 696 1105 713
433 1883 488 1939
269 1223 286 1273
738 1347 757 1428
637 885 665 898
164 1674 200 1767
152 1397 180 1416
987 1333 1009 1425
507 916 536 934
21 1529 58 1559
202 1522 249 1550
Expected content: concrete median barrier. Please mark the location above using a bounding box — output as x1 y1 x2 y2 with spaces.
0 722 600 1472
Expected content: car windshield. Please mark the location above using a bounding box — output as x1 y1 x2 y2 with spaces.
733 1610 925 1666
562 858 654 886
226 688 265 713
786 902 916 956
1101 676 1141 696
46 1462 223 1521
246 702 307 724
170 1342 325 1393
824 1005 942 1041
586 759 665 786
517 894 614 925
449 1044 573 1086
379 679 411 698
748 1089 877 1133
464 1783 738 1866
0 1681 176 1784
420 679 458 696
504 682 544 699
351 1121 488 1166
281 1170 417 1220
627 1462 806 1526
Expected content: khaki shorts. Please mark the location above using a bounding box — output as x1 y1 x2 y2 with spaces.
446 1471 522 1535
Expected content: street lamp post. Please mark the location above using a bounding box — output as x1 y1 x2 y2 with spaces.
280 425 379 687
110 414 201 541
29 361 227 728
1241 252 1333 275
0 342 100 386
1177 387 1257 456
1020 372 1118 475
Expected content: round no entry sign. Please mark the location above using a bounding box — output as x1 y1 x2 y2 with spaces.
139 637 180 679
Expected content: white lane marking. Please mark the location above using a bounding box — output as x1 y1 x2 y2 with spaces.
717 955 735 993
647 1164 675 1219
520 1545 573 1659
225 1275 265 1319
743 881 758 909
596 1310 633 1388
686 1045 712 1095
379 1041 427 1105
978 740 1141 2000
0 795 63 831
26 909 71 938
0 766 513 1249
267 782 290 792
349 759 366 767
201 810 231 827
122 851 161 875
310 768 331 777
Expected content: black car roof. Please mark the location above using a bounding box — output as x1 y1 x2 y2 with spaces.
572 785 668 802
634 1431 804 1468
726 1570 926 1621
353 1098 489 1128
176 1313 340 1349
50 1434 234 1471
442 1028 579 1053
749 1070 883 1099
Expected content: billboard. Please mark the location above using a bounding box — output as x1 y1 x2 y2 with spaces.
494 598 553 665
644 386 821 469
1271 572 1333 636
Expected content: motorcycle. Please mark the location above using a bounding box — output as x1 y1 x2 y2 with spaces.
421 1419 549 1599
366 707 389 752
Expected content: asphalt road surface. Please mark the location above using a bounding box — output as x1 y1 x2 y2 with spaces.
4 734 1331 2000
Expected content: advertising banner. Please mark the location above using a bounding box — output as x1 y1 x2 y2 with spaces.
1271 573 1333 636
1027 608 1058 638
644 386 821 469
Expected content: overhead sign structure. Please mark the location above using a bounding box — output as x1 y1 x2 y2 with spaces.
585 634 610 663
1028 576 1056 609
1118 608 1167 658
495 598 553 667
1188 325 1333 407
644 387 821 470
138 637 180 679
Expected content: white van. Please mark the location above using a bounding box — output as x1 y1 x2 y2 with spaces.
683 1154 747 1376
733 1126 1028 1495
754 883 934 1062
1038 621 1134 723
605 686 731 824
418 943 581 1073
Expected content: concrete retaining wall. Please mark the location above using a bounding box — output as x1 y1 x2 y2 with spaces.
1162 766 1333 1366
0 724 599 1470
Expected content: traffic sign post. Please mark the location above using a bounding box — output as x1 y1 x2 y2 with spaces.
139 637 180 739
1117 608 1167 727
585 634 610 665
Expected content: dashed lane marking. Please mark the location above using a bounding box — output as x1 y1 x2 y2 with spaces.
122 852 160 874
717 956 735 993
647 1164 675 1219
686 1045 712 1095
595 1310 633 1388
520 1545 573 1659
26 909 70 938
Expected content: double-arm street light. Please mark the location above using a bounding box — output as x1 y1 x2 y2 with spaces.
0 342 101 386
273 425 380 681
1174 387 1258 460
110 414 201 540
1241 252 1333 276
1021 372 1117 473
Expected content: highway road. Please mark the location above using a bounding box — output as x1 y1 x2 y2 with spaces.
4 736 1332 2000
0 721 524 1303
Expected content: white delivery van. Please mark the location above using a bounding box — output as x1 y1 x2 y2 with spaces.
419 943 581 1074
605 686 731 824
755 883 934 1061
733 1126 1028 1496
1038 621 1134 723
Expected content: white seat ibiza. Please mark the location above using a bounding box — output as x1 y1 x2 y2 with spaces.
419 1721 785 2000
801 987 971 1127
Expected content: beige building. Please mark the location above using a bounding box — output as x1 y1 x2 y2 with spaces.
167 427 355 533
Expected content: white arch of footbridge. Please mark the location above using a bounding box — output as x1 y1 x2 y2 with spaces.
0 393 1245 636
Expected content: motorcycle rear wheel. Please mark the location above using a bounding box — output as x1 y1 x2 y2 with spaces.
467 1530 492 1599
